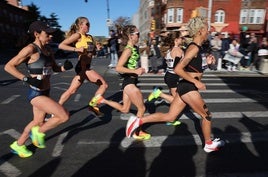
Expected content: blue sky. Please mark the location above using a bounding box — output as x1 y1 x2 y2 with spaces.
22 0 139 37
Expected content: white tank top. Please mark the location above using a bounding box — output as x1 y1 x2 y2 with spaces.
165 50 183 74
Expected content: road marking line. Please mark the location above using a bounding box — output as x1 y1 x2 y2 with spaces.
152 111 268 120
52 132 68 157
134 83 239 86
52 82 71 85
1 95 20 104
77 131 268 148
0 161 21 177
120 131 268 148
1 129 32 145
53 87 67 91
144 98 267 103
117 111 268 121
138 77 223 81
74 94 81 102
140 89 263 94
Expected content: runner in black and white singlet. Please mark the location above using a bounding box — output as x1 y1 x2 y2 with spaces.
147 31 185 126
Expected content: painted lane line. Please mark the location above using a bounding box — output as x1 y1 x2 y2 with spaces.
76 131 268 148
1 95 20 104
52 132 68 157
2 129 32 145
141 89 265 94
0 161 21 177
74 94 81 102
53 87 67 91
135 83 239 86
144 98 267 103
120 131 268 148
121 111 268 121
162 111 268 120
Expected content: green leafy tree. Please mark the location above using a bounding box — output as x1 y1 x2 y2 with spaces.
38 13 65 43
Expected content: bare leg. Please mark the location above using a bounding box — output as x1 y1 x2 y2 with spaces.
141 93 186 123
102 91 132 113
85 70 108 97
181 91 212 142
17 96 69 145
58 75 83 105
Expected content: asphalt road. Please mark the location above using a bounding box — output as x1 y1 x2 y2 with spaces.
0 57 268 177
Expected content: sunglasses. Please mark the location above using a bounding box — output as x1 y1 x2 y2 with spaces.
131 32 140 36
85 23 90 27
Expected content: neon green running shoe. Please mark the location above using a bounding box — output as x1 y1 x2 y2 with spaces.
166 120 181 126
132 130 151 140
148 88 162 101
10 141 33 158
89 94 104 107
31 126 46 148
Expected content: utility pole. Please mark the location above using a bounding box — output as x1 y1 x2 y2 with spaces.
208 0 212 31
106 0 110 19
106 0 112 36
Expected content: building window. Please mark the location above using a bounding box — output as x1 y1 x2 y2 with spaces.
240 9 248 24
249 9 265 24
176 8 183 23
240 9 265 24
214 10 225 23
167 8 174 23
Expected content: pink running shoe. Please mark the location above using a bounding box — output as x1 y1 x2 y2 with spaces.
204 138 225 153
126 115 142 138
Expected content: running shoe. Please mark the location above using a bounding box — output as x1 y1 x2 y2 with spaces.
166 120 181 126
126 115 142 138
147 87 162 102
203 138 225 153
89 94 104 107
88 106 104 117
30 126 46 148
132 130 151 140
10 141 33 158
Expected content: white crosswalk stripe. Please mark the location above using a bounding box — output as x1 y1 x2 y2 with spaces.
118 73 268 148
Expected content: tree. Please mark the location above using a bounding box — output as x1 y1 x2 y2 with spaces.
113 16 132 37
113 16 131 29
27 3 40 22
27 4 65 43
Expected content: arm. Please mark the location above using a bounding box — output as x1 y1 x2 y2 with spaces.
46 46 73 72
115 48 144 76
4 45 33 81
174 45 205 90
59 33 85 53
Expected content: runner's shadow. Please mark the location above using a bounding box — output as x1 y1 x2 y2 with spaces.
205 126 261 175
239 115 268 171
71 128 146 177
183 108 204 145
27 157 61 177
149 123 197 177
45 114 96 143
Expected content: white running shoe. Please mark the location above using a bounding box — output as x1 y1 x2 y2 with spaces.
203 138 225 153
126 115 141 138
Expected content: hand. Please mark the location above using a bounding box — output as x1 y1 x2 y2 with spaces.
136 68 145 75
24 77 42 88
194 80 206 90
206 54 216 65
63 60 73 70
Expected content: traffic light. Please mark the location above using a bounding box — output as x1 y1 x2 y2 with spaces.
151 19 156 31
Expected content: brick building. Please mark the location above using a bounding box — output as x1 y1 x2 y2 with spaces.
138 0 268 40
0 0 32 48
